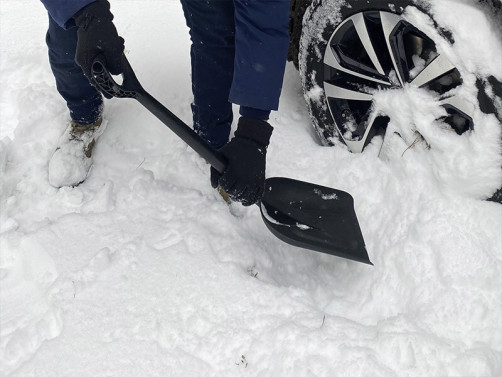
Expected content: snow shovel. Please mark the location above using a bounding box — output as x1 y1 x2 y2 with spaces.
91 55 371 265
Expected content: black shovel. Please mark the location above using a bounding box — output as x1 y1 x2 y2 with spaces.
91 56 371 265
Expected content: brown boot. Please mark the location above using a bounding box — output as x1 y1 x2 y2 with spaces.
216 185 232 204
49 117 105 188
69 117 103 158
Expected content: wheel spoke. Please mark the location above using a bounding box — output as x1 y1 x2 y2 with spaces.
324 45 391 86
380 11 406 86
352 13 385 75
324 18 391 87
410 54 456 88
324 82 373 101
440 94 475 120
343 109 380 153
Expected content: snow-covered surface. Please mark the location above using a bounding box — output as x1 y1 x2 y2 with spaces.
1 1 501 376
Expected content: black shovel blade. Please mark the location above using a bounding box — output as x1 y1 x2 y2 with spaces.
260 177 371 265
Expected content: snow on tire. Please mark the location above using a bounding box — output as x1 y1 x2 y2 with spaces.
298 0 502 201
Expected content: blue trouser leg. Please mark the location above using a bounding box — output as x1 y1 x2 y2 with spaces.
231 0 290 115
46 14 103 125
180 0 290 149
180 0 235 149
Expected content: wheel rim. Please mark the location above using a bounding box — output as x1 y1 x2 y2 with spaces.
323 10 475 153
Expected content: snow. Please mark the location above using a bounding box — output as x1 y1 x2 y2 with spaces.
1 0 501 376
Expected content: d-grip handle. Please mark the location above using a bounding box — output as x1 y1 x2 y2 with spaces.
91 55 228 173
91 54 143 98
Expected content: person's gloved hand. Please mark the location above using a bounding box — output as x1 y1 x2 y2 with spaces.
211 117 273 206
73 0 124 94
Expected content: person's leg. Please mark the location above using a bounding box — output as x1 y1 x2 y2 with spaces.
46 14 105 187
231 0 290 119
208 0 289 204
180 0 235 149
46 14 103 125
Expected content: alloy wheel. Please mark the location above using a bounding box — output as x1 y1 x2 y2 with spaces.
323 10 475 153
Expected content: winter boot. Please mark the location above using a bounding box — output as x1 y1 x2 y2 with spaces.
216 184 232 204
49 117 105 187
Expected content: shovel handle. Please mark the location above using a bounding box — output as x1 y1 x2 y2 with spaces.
90 57 370 264
90 54 142 98
91 55 228 173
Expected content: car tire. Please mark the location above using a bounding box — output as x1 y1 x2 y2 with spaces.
298 0 501 201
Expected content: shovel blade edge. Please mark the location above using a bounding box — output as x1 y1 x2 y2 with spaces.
260 177 371 265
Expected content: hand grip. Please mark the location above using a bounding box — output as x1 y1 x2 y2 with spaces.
91 55 143 98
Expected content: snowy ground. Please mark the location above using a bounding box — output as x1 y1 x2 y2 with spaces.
1 1 501 376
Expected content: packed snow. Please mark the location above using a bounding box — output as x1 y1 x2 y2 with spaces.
1 1 501 376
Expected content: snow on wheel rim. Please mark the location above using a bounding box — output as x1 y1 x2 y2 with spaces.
323 10 475 153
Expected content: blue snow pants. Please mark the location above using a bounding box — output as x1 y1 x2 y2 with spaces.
45 0 290 148
46 14 103 125
180 0 290 148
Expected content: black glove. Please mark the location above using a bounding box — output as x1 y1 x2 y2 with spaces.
211 117 273 206
73 0 124 94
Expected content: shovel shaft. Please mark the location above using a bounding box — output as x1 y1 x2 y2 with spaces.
136 90 227 173
91 54 227 173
